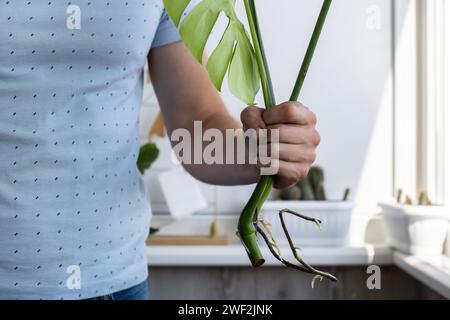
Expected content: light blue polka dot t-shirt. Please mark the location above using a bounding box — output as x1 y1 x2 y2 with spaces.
0 0 195 300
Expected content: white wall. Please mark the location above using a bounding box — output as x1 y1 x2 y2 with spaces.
141 0 395 215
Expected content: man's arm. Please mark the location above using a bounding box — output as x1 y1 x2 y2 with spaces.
148 42 320 189
148 42 259 186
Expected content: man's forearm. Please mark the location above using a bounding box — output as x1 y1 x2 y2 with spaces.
182 109 260 186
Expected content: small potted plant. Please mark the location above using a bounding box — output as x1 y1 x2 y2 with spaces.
380 190 450 256
260 166 353 247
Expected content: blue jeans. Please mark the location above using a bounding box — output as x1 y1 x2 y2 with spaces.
88 280 150 300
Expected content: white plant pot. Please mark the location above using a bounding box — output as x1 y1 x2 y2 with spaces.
260 201 353 247
380 203 450 256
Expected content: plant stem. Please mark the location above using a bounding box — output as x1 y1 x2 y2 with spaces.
239 0 332 269
237 175 273 267
243 0 276 108
247 0 276 107
239 0 276 267
290 0 332 102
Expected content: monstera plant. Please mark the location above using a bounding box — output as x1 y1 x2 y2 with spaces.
163 0 336 283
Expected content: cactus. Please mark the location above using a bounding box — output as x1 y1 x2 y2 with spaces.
298 177 316 201
308 166 326 200
280 166 350 202
281 185 302 201
395 188 434 206
299 166 326 201
418 190 433 206
342 188 351 201
396 188 403 204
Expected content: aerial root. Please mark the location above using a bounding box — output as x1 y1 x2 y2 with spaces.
255 208 337 283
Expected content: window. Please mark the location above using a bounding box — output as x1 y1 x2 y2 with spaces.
418 0 450 205
394 0 450 205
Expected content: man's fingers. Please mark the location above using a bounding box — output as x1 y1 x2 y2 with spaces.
278 143 317 163
263 101 317 126
240 106 266 131
267 124 321 145
272 161 310 189
258 143 317 164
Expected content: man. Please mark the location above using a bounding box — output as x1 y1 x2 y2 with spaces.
0 2 320 299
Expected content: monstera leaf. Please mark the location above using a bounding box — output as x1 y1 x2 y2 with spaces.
163 0 260 105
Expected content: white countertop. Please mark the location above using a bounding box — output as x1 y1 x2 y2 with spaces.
147 244 393 267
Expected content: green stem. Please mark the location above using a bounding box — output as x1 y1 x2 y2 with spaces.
290 0 332 102
248 0 276 107
239 0 276 267
243 0 276 108
237 175 273 267
238 0 332 268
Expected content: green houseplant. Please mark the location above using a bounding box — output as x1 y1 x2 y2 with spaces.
137 142 159 175
281 166 351 201
163 0 336 282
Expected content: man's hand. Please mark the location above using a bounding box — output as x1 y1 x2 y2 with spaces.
241 102 320 189
149 42 318 187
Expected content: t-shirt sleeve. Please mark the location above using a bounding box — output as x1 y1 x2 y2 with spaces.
151 1 200 49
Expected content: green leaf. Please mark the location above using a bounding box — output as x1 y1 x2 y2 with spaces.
206 22 235 91
227 25 260 104
162 0 191 26
137 143 160 175
163 0 260 105
149 227 160 235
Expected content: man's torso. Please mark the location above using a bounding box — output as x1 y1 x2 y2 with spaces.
0 0 169 299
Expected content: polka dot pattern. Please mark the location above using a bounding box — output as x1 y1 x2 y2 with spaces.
0 0 188 300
